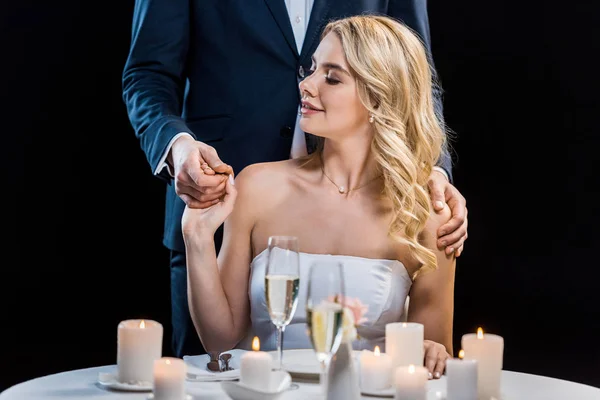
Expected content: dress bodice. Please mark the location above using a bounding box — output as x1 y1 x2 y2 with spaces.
236 249 412 352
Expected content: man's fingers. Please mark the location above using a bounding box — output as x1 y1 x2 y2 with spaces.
176 185 204 203
445 231 467 255
200 146 233 175
196 172 228 187
437 198 466 236
201 179 227 195
428 179 446 211
212 163 234 176
438 224 467 252
437 216 461 241
201 162 216 175
177 179 226 204
181 166 225 188
455 244 464 257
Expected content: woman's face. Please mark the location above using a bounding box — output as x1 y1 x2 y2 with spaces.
298 32 370 140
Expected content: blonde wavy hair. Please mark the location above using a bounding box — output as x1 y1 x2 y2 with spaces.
319 15 447 275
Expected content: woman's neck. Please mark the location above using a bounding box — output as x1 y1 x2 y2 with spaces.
320 137 381 194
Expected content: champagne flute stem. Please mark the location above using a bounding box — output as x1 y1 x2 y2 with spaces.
277 325 286 370
319 359 330 393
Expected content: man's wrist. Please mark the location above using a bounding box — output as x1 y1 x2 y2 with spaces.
433 166 450 182
168 133 195 164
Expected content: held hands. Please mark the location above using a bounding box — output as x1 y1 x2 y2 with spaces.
428 170 468 257
181 173 237 239
169 135 234 208
423 339 450 380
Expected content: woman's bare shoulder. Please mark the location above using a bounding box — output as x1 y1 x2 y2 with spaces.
234 159 307 202
235 159 299 186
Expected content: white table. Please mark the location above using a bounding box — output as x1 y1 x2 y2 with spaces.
1 364 599 400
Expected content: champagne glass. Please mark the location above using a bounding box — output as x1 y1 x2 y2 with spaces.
265 236 300 370
306 261 345 390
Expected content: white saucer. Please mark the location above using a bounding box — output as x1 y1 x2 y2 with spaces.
361 386 395 398
269 349 361 378
97 372 152 392
147 394 192 400
362 388 446 399
220 370 292 400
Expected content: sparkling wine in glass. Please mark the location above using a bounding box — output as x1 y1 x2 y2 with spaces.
305 261 345 389
265 236 300 370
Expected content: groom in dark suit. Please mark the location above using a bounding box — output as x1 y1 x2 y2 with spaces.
122 0 468 358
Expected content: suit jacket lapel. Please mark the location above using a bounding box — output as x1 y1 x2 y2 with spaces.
264 0 299 58
300 0 331 62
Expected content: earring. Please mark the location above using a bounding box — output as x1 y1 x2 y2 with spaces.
369 114 374 123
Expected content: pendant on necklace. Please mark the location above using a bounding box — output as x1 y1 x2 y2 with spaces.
338 186 346 194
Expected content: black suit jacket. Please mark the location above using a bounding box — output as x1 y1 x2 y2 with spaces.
122 0 451 253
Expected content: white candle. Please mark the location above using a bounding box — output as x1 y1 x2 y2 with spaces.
446 350 478 400
462 328 504 400
153 357 186 400
385 322 424 369
117 319 163 384
240 337 273 390
393 364 428 400
359 346 392 391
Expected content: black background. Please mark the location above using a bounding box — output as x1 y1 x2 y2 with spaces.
2 0 599 393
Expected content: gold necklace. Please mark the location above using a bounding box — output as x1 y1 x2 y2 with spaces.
320 160 383 194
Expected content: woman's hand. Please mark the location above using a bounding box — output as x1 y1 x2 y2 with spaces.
181 174 237 240
423 339 451 379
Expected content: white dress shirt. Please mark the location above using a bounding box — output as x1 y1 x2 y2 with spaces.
155 0 313 177
286 0 314 159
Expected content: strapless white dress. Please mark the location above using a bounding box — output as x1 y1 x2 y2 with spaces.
236 249 412 352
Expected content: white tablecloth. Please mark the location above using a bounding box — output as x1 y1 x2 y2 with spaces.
1 364 599 400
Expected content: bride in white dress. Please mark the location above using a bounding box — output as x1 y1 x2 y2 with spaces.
182 15 457 379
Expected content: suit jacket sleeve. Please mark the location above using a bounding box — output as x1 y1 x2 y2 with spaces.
387 0 453 182
122 0 193 183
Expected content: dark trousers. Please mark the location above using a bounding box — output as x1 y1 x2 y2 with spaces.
169 226 223 358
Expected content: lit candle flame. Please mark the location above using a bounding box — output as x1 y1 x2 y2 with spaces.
166 359 171 365
139 320 146 329
402 322 407 328
477 327 484 339
408 364 415 374
374 346 381 356
252 336 261 351
458 349 465 359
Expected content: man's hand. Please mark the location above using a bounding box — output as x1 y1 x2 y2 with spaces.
169 135 234 209
428 170 468 257
182 174 237 239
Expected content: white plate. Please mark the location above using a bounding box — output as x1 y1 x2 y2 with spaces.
97 372 152 392
220 370 292 400
270 349 361 378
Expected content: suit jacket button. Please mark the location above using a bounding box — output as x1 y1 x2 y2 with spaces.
280 126 293 138
298 65 305 79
